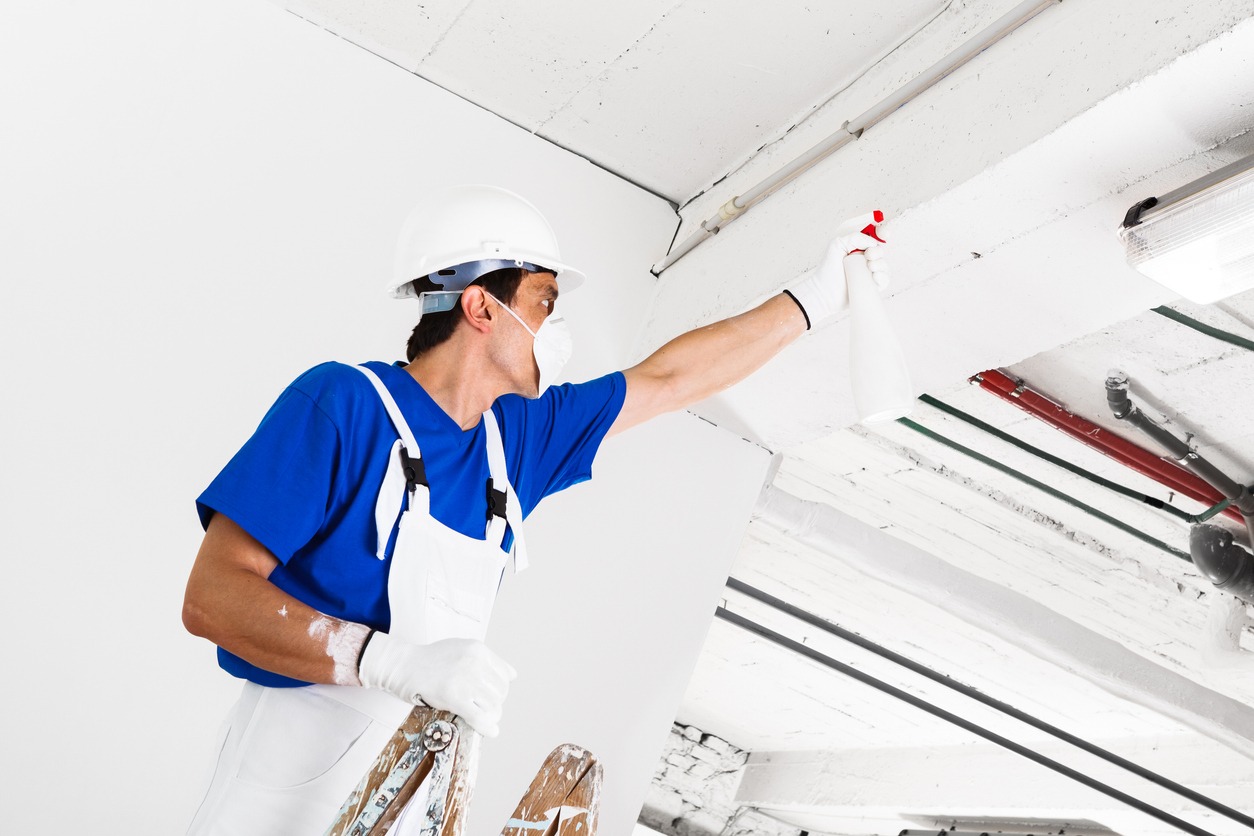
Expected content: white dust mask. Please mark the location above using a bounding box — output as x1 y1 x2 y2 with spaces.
487 292 574 398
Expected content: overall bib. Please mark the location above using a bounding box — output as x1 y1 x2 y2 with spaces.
188 366 526 835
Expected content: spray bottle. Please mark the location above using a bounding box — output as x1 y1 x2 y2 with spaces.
839 211 913 423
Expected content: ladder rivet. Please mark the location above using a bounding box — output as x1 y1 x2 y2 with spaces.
422 719 456 752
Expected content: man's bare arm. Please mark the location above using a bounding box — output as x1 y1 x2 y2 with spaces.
609 293 806 437
182 513 368 685
183 514 517 733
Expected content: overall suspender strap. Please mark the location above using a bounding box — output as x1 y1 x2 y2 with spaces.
356 366 422 453
356 365 528 571
481 409 529 574
356 366 429 559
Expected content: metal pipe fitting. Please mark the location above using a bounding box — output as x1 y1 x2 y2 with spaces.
1190 525 1254 604
1104 370 1254 516
1104 369 1133 419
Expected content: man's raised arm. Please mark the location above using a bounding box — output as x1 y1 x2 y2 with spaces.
610 294 805 437
610 215 889 437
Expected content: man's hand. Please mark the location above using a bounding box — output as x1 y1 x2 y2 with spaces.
785 211 890 330
358 632 518 738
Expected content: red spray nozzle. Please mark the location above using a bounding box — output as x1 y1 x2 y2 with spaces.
859 210 886 246
844 209 886 254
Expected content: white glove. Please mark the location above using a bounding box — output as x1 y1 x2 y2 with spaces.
786 211 891 330
358 631 517 738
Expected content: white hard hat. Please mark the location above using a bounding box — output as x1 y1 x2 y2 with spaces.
389 185 586 307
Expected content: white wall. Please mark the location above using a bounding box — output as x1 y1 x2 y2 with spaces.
0 1 769 831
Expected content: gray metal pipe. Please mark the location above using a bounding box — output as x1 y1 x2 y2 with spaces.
1104 370 1254 578
1104 371 1254 516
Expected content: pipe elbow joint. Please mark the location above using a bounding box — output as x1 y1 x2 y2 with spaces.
1190 524 1254 604
1105 369 1133 420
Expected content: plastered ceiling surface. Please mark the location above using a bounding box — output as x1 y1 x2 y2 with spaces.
263 1 1254 833
278 0 948 202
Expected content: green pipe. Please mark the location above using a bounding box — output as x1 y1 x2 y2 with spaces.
1152 306 1254 353
897 417 1191 562
919 394 1230 524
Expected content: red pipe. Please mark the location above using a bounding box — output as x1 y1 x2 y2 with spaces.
974 370 1201 494
972 369 1243 524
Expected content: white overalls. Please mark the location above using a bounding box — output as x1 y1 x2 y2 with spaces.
188 366 527 835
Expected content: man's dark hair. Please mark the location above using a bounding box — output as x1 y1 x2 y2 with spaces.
405 267 527 362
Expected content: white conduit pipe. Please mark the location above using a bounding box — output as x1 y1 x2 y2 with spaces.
652 0 1062 275
751 483 1254 760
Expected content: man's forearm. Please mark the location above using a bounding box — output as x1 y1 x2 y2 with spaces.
184 515 517 735
182 514 369 686
613 294 806 434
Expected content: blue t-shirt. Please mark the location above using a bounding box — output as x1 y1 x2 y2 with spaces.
197 361 626 687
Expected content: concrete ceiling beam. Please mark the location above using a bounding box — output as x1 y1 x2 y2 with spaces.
640 8 1254 449
738 735 1254 836
749 485 1254 761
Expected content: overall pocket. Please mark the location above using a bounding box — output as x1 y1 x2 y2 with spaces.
235 686 373 790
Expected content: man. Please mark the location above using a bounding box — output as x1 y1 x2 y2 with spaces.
183 184 885 833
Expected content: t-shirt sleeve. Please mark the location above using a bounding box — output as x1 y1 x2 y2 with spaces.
196 385 341 564
494 371 626 516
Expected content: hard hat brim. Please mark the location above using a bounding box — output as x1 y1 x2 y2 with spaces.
390 258 586 300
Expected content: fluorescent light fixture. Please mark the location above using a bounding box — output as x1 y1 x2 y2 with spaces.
1120 153 1254 303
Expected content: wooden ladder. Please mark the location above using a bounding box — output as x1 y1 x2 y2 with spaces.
326 705 603 836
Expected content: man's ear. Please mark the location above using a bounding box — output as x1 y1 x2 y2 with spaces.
460 285 494 334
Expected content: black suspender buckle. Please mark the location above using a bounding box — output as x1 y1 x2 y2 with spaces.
486 478 508 522
398 446 427 495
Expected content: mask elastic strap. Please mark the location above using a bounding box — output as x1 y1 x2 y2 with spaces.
484 291 539 339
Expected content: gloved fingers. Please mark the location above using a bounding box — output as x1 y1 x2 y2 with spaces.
459 710 500 739
409 686 452 710
861 245 890 289
468 647 515 697
459 698 504 738
473 666 511 705
865 258 890 290
424 680 501 723
484 650 518 683
822 238 847 266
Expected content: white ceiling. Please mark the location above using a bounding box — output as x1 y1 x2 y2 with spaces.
283 0 949 204
268 1 1254 833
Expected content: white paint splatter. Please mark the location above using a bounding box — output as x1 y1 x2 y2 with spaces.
277 605 288 618
309 616 370 686
504 806 588 831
